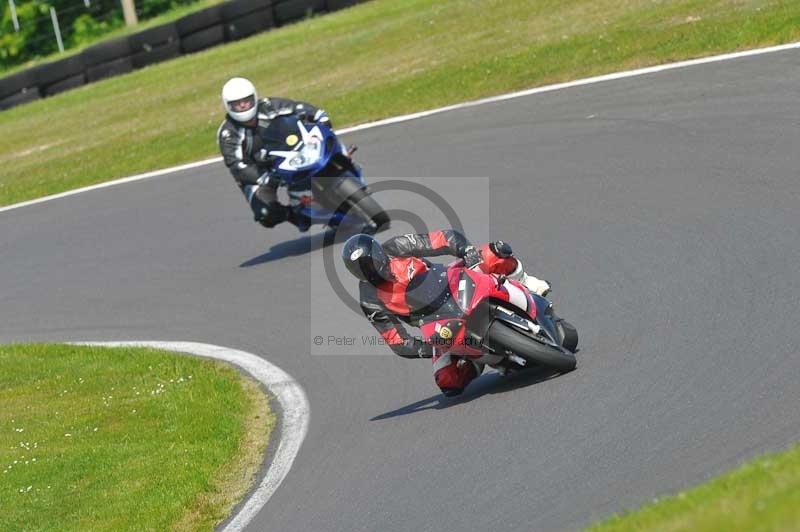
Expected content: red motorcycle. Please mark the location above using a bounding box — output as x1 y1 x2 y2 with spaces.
419 260 579 373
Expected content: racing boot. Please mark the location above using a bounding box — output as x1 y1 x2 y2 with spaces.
288 207 312 233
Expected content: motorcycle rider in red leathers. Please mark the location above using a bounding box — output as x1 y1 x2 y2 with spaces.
342 230 551 396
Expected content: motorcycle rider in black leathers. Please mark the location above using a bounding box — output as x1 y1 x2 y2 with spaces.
217 77 331 231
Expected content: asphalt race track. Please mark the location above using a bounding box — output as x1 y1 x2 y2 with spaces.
3 49 800 531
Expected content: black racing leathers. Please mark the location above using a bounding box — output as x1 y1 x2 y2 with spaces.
359 230 473 358
217 97 330 226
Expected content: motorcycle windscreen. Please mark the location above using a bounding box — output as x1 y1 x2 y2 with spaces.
260 116 302 151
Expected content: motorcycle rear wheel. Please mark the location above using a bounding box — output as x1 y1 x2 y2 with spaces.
319 175 390 230
343 186 390 230
485 321 577 373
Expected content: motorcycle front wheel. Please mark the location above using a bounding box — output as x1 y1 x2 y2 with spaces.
485 321 577 373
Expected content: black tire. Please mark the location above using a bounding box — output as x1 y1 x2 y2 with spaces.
486 321 577 373
0 70 34 99
31 55 85 88
42 73 86 96
0 87 41 110
82 37 132 66
175 6 222 36
347 187 390 229
273 0 325 25
132 40 182 69
222 0 272 21
315 173 390 229
558 320 579 352
180 24 226 54
86 56 133 82
129 23 179 53
225 8 273 41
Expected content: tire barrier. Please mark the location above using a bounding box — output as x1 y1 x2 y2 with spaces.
129 23 180 54
0 70 36 106
0 86 41 110
273 0 326 26
223 0 275 41
31 55 86 92
0 0 371 111
42 73 86 96
86 56 135 82
132 40 182 69
175 6 223 37
82 37 133 67
180 24 226 54
221 0 272 21
225 9 274 41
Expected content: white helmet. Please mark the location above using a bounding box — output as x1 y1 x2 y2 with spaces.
222 77 258 122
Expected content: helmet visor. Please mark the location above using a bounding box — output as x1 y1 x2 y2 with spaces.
229 95 256 113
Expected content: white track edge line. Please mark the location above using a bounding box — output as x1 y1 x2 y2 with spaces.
76 341 310 532
3 39 800 216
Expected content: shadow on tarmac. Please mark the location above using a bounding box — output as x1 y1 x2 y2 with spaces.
239 229 337 267
239 222 390 267
370 367 563 421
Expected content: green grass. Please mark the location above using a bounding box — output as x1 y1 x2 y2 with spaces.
2 0 800 206
588 444 800 532
0 344 274 532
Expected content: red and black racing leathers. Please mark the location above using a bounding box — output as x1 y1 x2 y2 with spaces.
359 229 520 395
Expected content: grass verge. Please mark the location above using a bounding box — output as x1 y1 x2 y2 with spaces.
3 0 800 206
587 444 800 531
0 344 274 531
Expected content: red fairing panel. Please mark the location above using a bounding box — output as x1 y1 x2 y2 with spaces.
447 265 536 319
420 318 483 357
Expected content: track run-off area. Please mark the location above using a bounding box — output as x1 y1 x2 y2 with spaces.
2 46 800 530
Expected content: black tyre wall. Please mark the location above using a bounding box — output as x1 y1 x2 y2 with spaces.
273 0 326 25
181 25 226 54
42 73 86 96
225 9 274 41
86 56 134 82
129 23 179 53
132 41 182 68
82 37 132 67
0 70 35 100
222 0 273 20
31 55 85 88
0 87 41 110
175 6 223 36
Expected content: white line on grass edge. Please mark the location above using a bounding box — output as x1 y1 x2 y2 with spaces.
3 40 800 216
77 341 310 532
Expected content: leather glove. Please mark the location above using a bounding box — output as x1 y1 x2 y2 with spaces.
462 245 483 269
398 337 433 359
254 148 271 163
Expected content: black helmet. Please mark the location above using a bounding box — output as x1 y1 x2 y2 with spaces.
342 234 392 285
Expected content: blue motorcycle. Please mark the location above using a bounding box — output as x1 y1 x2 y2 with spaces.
260 115 390 232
